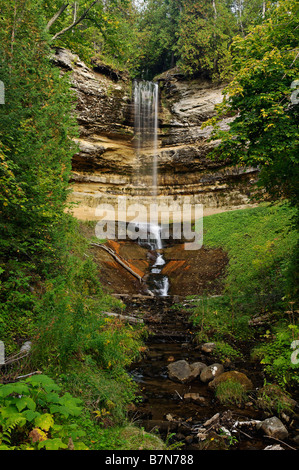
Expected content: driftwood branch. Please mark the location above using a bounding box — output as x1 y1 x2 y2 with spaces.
263 435 297 451
91 243 144 283
51 0 99 41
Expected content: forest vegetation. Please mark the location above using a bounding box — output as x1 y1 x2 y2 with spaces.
0 0 298 450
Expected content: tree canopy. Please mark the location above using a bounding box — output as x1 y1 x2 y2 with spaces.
206 0 299 206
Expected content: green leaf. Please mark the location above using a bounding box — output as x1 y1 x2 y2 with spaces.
34 413 54 431
0 383 29 398
14 396 36 412
0 444 14 450
26 374 61 392
38 438 68 450
43 392 60 404
21 410 40 422
73 442 89 450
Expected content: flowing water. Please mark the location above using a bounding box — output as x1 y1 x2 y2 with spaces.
133 80 159 198
133 80 169 297
134 222 169 297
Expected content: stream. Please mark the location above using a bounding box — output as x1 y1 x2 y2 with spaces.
123 223 299 451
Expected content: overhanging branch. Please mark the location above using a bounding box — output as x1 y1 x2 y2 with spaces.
45 3 70 32
50 0 100 41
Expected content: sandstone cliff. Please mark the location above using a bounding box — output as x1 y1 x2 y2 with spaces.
52 48 258 220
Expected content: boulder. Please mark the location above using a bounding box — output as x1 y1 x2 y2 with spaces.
201 342 216 353
208 370 253 391
257 417 289 440
200 364 224 383
189 362 207 379
167 360 206 383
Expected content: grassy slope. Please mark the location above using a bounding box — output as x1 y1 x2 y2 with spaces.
191 202 299 386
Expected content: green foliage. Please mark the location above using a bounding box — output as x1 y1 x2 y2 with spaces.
176 0 237 80
207 0 299 205
0 0 78 352
0 374 88 450
214 341 243 362
256 382 297 415
58 363 138 428
252 323 299 386
131 0 182 79
0 3 77 253
192 294 252 344
41 0 140 71
24 217 144 372
191 204 298 387
198 203 298 313
215 379 248 406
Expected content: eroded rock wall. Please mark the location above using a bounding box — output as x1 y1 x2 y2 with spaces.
53 49 258 220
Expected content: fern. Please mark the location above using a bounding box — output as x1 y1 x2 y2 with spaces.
1 416 25 447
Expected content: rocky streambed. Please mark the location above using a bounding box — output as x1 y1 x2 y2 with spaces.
88 230 299 451
123 296 299 451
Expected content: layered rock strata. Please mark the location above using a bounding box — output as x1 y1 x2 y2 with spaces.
53 49 258 220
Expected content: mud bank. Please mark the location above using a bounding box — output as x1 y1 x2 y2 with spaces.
91 239 228 298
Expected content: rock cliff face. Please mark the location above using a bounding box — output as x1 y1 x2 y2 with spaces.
53 48 258 220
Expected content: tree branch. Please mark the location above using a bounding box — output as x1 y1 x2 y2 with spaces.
51 0 99 41
45 3 69 32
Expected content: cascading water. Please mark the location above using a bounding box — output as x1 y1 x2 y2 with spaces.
132 80 169 296
134 221 169 297
133 80 159 197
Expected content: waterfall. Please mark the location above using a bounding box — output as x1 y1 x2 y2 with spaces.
133 81 169 297
134 221 169 297
133 80 159 197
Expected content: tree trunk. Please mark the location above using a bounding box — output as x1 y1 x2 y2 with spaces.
262 1 266 19
45 3 69 32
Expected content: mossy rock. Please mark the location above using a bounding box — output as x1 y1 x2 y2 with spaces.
117 426 166 450
256 383 297 415
208 370 253 391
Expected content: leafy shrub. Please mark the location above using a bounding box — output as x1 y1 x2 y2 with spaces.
191 294 252 343
0 374 88 450
214 341 243 362
256 382 297 416
252 323 299 386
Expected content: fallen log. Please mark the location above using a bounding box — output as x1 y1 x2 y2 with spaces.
91 243 144 283
112 293 154 299
102 312 144 324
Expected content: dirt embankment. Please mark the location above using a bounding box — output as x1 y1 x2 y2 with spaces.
90 239 228 297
